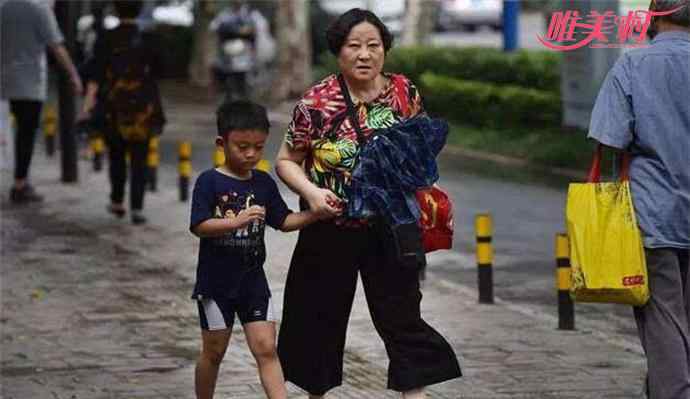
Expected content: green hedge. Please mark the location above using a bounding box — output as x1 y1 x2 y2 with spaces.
420 72 561 129
389 47 560 94
316 46 562 94
447 124 593 170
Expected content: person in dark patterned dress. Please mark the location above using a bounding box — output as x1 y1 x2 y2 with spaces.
275 8 461 399
79 0 165 225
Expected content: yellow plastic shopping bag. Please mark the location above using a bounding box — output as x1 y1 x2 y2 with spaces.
565 145 649 306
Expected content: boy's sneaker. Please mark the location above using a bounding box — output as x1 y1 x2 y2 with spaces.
9 185 44 204
131 211 147 225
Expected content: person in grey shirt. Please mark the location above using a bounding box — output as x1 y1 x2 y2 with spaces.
0 0 82 203
588 0 689 397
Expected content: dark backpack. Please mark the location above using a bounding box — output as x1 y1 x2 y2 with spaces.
102 29 164 141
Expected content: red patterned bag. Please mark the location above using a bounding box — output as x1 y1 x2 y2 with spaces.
416 186 454 252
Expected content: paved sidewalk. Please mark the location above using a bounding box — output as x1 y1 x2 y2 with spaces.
0 143 647 399
1 81 646 399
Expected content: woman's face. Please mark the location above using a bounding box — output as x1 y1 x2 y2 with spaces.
337 21 385 85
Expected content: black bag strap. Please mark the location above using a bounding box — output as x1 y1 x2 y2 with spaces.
337 74 367 146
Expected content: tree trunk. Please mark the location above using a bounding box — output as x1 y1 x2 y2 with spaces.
275 0 311 101
188 0 215 87
401 0 438 46
401 0 421 46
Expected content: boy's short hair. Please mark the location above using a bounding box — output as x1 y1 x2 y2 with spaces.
113 0 143 19
216 100 270 137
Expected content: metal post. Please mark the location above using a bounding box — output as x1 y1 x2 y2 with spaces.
42 105 58 157
147 136 159 191
90 135 104 172
476 214 494 304
503 0 520 52
214 146 225 168
55 0 79 182
556 233 575 330
255 159 271 172
179 141 192 202
560 0 621 129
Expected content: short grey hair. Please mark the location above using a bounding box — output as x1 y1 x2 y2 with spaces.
654 0 690 27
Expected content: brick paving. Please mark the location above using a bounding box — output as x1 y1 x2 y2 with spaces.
2 82 647 397
1 151 647 399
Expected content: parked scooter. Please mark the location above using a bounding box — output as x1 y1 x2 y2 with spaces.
211 4 256 102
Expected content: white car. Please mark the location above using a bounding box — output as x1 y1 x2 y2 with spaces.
76 0 194 59
77 0 194 32
150 0 194 27
318 0 406 35
437 0 503 31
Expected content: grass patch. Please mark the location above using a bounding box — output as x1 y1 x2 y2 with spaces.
447 124 595 171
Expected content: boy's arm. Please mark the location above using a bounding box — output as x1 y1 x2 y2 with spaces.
192 218 241 238
192 206 265 237
280 210 321 232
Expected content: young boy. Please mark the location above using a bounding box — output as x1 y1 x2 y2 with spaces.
190 100 319 399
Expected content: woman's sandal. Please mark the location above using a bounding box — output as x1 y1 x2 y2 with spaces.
107 204 126 218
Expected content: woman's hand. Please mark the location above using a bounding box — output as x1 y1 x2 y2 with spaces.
276 141 342 219
70 73 84 96
77 82 99 122
76 107 91 123
305 187 343 219
275 140 344 219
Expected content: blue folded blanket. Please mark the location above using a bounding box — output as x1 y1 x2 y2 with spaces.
346 116 448 226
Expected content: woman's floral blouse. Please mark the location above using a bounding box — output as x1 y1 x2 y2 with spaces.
286 73 424 204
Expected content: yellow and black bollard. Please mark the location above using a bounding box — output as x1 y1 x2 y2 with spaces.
42 105 57 157
556 233 575 330
90 134 105 171
213 146 225 168
179 141 192 202
147 136 160 192
475 214 494 304
255 159 271 173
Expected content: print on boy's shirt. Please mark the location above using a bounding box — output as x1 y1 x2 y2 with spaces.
213 191 264 248
190 169 291 299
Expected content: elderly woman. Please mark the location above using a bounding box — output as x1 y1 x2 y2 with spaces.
275 8 461 398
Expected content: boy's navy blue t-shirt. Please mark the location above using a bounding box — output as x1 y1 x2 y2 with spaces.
190 169 291 300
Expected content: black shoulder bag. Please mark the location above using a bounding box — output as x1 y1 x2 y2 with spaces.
337 74 426 270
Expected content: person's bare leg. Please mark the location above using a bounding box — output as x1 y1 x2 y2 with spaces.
402 388 427 399
244 321 288 399
195 329 231 399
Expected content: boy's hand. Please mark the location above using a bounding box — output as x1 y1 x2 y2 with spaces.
234 205 265 229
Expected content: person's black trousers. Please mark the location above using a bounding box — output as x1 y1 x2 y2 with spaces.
9 100 43 181
106 132 149 210
213 68 248 101
277 221 462 395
